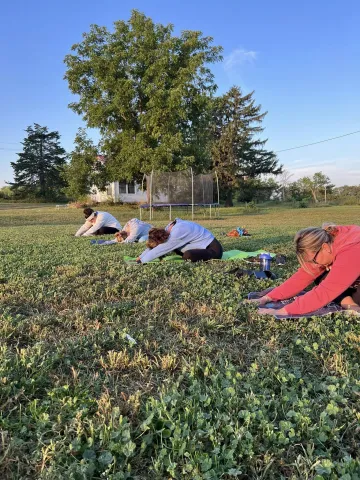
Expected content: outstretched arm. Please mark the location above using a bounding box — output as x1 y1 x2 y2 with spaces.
267 266 322 301
283 247 360 315
139 235 187 263
75 222 92 237
82 213 106 236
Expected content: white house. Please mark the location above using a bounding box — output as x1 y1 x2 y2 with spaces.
90 159 215 205
90 155 148 203
91 181 147 204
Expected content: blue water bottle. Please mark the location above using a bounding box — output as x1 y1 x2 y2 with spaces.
259 253 272 271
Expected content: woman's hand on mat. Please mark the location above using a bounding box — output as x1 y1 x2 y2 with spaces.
247 295 272 306
258 307 287 316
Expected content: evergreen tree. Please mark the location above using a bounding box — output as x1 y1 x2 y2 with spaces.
64 10 222 183
10 124 67 200
211 86 281 206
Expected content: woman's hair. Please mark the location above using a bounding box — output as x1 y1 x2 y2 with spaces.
295 222 338 268
83 207 94 219
115 231 128 242
146 228 170 249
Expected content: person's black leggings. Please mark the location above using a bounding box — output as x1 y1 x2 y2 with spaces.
315 271 360 305
93 227 119 235
180 238 223 262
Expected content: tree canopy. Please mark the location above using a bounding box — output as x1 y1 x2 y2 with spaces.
64 10 222 181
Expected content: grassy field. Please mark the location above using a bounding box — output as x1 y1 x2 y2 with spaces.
1 204 360 479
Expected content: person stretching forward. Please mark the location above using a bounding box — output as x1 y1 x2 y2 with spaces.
137 218 223 263
121 218 152 243
95 218 152 246
249 223 360 316
75 208 121 237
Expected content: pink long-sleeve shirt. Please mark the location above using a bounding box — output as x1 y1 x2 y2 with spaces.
268 225 360 315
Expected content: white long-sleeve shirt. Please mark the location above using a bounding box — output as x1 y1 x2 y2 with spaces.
75 211 122 237
139 218 214 263
123 218 152 243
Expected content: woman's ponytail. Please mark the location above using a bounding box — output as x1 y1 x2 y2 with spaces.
321 222 338 237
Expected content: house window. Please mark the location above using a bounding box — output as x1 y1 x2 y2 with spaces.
127 181 135 194
119 182 127 194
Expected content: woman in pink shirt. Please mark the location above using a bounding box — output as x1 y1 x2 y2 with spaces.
252 224 360 316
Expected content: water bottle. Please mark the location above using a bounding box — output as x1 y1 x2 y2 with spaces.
259 253 272 271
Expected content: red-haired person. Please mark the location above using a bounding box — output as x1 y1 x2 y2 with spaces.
137 218 223 263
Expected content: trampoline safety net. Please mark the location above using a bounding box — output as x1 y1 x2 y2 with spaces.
146 169 214 205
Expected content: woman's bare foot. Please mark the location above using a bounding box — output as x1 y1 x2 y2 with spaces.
340 296 359 309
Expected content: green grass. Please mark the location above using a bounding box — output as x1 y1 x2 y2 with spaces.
1 204 360 479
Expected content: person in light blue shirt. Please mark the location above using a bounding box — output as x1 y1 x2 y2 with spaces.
122 218 152 243
92 218 152 246
138 218 223 263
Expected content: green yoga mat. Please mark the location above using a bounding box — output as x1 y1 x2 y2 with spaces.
124 250 275 264
221 249 275 260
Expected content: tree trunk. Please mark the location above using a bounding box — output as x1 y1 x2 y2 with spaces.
311 189 318 203
39 137 46 197
225 189 233 207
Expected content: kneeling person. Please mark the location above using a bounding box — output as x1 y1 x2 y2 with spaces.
249 223 360 316
120 218 152 243
138 218 223 263
75 208 121 237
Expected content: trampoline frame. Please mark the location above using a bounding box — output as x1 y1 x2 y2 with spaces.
139 169 220 220
139 202 220 220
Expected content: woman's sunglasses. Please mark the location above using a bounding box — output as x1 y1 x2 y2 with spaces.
311 245 324 264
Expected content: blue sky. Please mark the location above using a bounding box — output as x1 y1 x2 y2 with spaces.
1 0 359 186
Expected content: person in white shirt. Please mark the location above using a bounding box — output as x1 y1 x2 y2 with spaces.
121 218 152 243
75 208 122 237
138 218 223 263
93 218 152 246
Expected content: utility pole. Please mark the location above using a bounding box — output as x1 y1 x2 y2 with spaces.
324 185 327 204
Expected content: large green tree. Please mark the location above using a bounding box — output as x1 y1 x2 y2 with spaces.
211 86 281 206
64 10 222 183
10 124 67 200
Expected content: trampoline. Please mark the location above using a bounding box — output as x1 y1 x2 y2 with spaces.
139 169 220 220
139 202 220 220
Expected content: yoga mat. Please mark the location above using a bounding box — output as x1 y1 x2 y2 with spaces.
222 250 276 260
124 250 276 264
274 303 343 319
124 255 183 264
247 288 343 319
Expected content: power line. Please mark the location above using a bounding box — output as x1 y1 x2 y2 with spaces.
0 147 19 151
0 141 21 145
276 130 360 153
